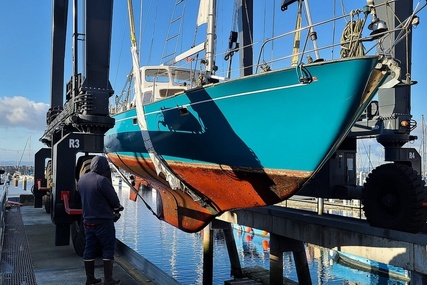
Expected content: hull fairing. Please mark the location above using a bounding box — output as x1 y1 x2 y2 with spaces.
106 56 388 232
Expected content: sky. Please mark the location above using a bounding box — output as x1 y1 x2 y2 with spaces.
0 0 426 166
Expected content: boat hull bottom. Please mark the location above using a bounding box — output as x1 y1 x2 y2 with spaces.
108 154 311 232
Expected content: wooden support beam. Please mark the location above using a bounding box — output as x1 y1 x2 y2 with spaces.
270 234 312 285
212 220 244 278
203 224 213 285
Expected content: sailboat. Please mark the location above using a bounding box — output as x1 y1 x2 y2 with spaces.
105 0 415 232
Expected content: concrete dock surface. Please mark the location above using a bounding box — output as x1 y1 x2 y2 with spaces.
1 205 156 285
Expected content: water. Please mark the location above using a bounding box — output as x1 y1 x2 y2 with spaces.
114 185 408 285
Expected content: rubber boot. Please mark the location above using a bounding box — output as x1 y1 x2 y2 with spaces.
84 260 102 285
103 259 121 285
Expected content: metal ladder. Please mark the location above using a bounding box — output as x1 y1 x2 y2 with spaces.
161 0 186 63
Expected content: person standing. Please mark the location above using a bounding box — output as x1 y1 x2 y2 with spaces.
78 155 124 285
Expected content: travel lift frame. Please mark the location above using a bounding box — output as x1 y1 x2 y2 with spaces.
297 0 427 233
33 0 115 247
234 0 426 232
33 0 424 252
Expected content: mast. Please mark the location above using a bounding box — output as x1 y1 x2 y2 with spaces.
204 0 216 81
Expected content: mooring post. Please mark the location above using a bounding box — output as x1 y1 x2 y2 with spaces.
270 233 312 285
203 223 213 285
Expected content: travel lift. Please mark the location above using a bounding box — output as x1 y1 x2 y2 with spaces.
33 0 425 258
32 0 115 251
298 0 427 233
233 0 427 232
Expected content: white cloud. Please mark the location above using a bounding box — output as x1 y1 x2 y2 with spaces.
0 96 48 130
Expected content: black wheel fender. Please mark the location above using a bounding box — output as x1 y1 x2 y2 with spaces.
362 163 427 233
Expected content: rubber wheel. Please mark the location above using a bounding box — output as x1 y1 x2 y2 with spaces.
43 193 51 214
71 219 85 257
362 163 427 233
45 160 53 185
71 219 102 257
44 160 53 214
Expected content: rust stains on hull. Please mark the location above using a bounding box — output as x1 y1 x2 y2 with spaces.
107 154 311 232
155 187 218 232
170 162 310 209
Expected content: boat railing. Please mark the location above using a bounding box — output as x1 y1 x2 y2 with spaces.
110 1 427 113
277 197 365 220
214 1 424 80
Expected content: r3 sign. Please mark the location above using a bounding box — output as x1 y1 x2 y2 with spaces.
69 139 81 149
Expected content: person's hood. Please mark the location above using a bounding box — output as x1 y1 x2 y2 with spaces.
90 156 110 175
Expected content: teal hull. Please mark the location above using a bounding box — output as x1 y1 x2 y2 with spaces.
107 56 381 170
105 56 387 231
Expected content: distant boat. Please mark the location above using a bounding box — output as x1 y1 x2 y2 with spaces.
105 0 407 232
330 250 410 283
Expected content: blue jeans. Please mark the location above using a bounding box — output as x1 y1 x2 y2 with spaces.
83 220 116 260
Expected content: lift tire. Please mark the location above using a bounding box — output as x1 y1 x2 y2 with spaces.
45 160 53 186
362 163 427 233
43 193 51 214
71 219 102 257
71 219 85 257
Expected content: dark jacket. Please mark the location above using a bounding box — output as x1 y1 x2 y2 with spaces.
78 156 121 224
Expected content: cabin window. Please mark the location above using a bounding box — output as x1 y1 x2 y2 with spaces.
145 69 169 83
171 69 196 87
142 91 153 104
159 88 186 98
